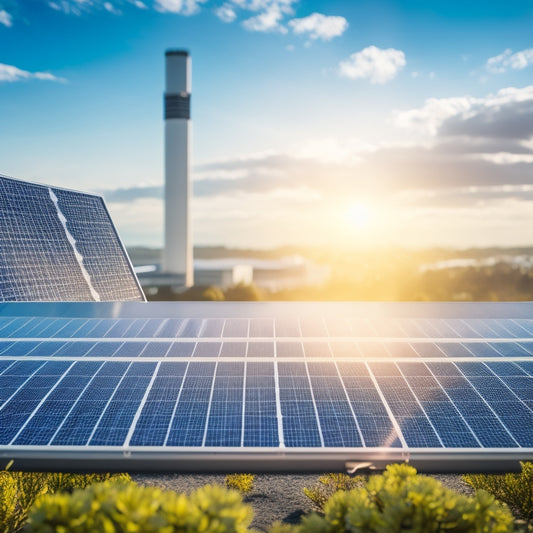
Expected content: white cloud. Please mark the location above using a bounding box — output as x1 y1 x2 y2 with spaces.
242 3 287 33
394 96 474 135
154 0 207 15
288 12 348 41
487 48 533 74
215 3 236 22
48 1 82 15
0 63 66 83
0 9 13 27
103 2 121 13
240 0 295 12
339 45 406 84
46 0 204 15
395 85 533 136
238 0 296 33
470 152 533 165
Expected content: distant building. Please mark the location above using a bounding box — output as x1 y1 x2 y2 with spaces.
135 255 330 293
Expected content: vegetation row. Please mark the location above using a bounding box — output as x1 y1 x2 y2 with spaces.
2 463 533 532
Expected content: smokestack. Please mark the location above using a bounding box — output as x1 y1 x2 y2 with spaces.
163 49 193 286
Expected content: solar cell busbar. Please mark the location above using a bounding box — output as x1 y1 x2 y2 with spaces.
1 301 532 473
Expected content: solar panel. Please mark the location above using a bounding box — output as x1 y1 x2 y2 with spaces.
1 301 532 473
0 175 144 302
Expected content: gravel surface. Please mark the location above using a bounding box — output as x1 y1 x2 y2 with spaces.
132 473 474 531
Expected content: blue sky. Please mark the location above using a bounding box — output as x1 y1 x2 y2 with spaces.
1 0 533 249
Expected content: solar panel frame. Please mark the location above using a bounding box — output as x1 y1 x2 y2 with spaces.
1 301 533 473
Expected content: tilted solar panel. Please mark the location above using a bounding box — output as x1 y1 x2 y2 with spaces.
0 175 144 302
1 301 532 473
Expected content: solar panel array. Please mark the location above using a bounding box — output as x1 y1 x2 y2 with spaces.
0 175 144 302
1 302 532 473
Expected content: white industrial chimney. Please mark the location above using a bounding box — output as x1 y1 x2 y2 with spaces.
163 49 193 286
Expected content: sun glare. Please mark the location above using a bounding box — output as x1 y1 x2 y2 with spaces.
346 203 372 229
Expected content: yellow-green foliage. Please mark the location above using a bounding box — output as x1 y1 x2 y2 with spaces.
463 461 533 525
225 474 254 494
0 471 130 533
25 480 254 533
303 473 365 512
294 464 513 533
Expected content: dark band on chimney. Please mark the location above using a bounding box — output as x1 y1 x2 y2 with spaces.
165 93 191 120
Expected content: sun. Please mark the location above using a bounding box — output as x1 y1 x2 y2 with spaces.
346 203 372 229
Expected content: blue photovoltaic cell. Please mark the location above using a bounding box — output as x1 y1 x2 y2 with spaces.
193 343 221 357
141 342 172 358
386 343 419 358
500 320 532 336
224 319 249 337
490 342 532 357
300 318 328 337
324 317 352 337
303 342 331 358
518 342 533 355
220 342 246 357
277 342 304 358
0 360 71 443
167 342 195 357
247 342 275 357
201 319 224 338
0 360 13 374
330 342 358 358
410 343 446 358
244 362 278 446
308 365 362 447
249 318 274 337
165 362 216 446
457 342 501 358
435 343 474 357
275 318 300 337
205 364 244 447
14 361 104 445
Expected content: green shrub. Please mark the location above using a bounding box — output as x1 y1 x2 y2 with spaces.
25 480 254 533
225 474 254 494
0 471 130 533
463 461 533 525
295 464 513 533
303 473 366 512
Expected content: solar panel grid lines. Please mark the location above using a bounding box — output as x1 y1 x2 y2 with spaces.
401 362 483 448
302 360 325 448
393 364 447 448
7 360 77 446
0 175 144 303
432 364 521 448
273 349 285 448
2 302 533 473
239 359 247 448
331 358 366 447
0 360 47 411
123 361 162 448
363 361 407 448
85 360 135 446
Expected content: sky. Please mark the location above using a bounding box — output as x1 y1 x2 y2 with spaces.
1 0 533 250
